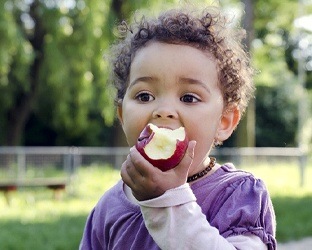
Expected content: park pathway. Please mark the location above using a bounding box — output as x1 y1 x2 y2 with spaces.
277 237 312 249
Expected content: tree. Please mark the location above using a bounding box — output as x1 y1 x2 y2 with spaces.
235 0 256 147
252 0 312 147
226 0 312 148
0 0 116 146
1 0 310 147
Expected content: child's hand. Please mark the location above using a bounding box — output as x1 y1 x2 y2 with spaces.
121 141 196 201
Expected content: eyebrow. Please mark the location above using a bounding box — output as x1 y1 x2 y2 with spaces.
179 77 211 94
129 76 211 93
129 76 158 88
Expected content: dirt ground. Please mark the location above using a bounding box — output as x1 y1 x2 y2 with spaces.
277 237 312 249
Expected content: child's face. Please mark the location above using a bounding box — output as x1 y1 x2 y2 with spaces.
118 42 239 174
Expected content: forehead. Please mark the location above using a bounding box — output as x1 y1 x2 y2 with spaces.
130 42 218 84
132 41 215 63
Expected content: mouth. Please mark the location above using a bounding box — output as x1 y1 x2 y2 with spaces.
138 135 149 142
137 123 176 142
137 125 152 142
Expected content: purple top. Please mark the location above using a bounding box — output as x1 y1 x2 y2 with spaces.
80 163 276 249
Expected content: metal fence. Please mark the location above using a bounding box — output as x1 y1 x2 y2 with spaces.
0 146 309 185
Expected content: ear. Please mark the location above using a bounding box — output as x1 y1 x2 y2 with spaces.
117 103 124 125
215 105 241 143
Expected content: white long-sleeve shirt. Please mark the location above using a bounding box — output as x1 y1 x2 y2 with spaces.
125 183 268 249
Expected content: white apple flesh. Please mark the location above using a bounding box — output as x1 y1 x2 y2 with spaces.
136 123 188 171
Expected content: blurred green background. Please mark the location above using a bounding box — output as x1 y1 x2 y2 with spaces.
0 0 311 148
0 0 312 249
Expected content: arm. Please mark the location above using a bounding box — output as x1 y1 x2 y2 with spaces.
80 208 103 250
135 184 267 250
121 145 275 249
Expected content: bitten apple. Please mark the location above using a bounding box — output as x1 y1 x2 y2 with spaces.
135 123 188 171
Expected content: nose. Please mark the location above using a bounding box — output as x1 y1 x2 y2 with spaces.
152 103 177 119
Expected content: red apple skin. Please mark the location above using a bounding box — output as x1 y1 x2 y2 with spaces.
135 125 188 171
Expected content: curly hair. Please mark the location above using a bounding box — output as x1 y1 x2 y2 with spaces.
109 7 254 115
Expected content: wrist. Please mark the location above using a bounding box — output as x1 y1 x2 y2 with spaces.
138 183 196 207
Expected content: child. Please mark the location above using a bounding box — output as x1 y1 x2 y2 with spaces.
80 6 276 250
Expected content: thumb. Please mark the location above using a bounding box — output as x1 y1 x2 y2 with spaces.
174 140 196 179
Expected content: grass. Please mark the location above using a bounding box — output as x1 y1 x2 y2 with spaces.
0 165 120 250
0 160 311 249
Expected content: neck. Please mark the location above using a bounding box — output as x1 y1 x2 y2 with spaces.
187 157 216 183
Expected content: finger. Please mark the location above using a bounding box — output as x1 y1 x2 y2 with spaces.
179 140 196 168
121 153 144 187
120 159 134 187
121 171 133 188
128 153 147 180
186 140 196 158
129 146 160 178
173 140 196 178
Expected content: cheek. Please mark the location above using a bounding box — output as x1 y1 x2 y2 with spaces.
122 123 141 147
186 126 214 151
185 111 222 149
121 114 148 147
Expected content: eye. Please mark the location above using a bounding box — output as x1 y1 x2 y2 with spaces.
135 92 155 103
180 94 200 103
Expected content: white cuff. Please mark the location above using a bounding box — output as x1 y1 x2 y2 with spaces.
138 183 196 208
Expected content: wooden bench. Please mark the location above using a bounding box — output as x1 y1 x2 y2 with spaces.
0 178 68 205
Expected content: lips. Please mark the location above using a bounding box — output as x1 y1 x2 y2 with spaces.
137 125 154 143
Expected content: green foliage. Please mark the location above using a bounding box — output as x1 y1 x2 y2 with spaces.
251 0 312 148
255 85 298 147
0 2 33 143
36 1 116 143
0 0 117 146
0 0 311 146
